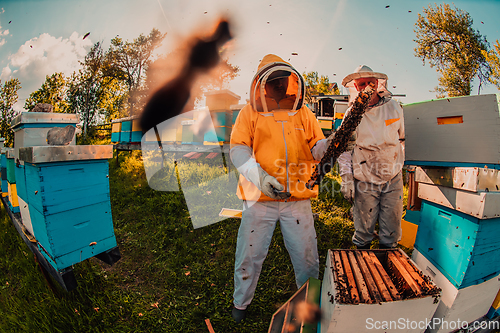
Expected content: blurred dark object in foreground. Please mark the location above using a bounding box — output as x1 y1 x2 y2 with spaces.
140 20 232 133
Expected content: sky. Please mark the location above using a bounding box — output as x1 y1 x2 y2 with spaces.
0 0 499 112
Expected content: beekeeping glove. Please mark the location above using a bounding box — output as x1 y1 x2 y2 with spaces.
341 173 355 203
231 144 291 200
255 167 291 200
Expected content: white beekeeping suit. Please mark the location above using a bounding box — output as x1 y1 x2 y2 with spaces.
338 65 405 249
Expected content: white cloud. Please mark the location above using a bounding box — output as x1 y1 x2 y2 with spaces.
0 39 5 47
2 32 93 110
3 29 8 36
1 65 11 79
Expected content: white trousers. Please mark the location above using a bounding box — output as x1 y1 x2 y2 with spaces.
233 200 319 310
352 172 403 248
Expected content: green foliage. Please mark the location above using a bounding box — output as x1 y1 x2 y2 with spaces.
67 42 127 137
0 78 21 147
483 40 500 90
107 29 166 116
302 71 339 104
414 3 490 98
24 73 69 112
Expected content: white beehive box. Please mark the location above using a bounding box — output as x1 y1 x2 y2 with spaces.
320 249 440 333
404 94 500 165
412 249 500 333
418 182 500 219
11 112 79 159
415 166 500 193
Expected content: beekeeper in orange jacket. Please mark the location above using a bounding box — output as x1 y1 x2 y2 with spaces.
338 65 405 250
229 54 328 322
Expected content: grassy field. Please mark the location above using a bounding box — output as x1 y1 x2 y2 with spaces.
0 148 406 333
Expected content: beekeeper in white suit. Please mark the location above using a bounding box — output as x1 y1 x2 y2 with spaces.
229 54 328 323
338 65 405 250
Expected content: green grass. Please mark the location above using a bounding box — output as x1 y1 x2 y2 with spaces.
0 150 406 332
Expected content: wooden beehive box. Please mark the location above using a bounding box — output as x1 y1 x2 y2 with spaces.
1 148 7 197
414 200 500 289
321 249 440 333
11 112 79 159
205 89 240 111
110 121 121 143
412 249 500 333
17 145 116 271
415 166 500 193
404 94 500 167
5 148 19 213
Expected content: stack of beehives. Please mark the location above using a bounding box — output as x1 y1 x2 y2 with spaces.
404 94 500 332
203 89 241 144
10 111 118 277
111 116 142 144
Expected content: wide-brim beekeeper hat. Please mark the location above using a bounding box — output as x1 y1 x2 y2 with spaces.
342 65 390 103
342 65 387 87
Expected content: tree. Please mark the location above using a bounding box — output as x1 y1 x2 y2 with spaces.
302 71 339 104
24 73 69 112
67 42 127 137
482 40 500 90
0 78 21 147
107 29 166 116
414 3 490 97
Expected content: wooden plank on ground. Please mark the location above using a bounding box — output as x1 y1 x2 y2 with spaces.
355 251 383 303
347 251 372 303
368 252 401 301
361 251 392 302
205 319 215 333
340 251 360 304
332 250 350 304
183 152 196 158
206 152 219 159
387 251 422 297
190 152 203 159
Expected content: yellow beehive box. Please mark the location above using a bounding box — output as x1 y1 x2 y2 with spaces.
8 182 19 208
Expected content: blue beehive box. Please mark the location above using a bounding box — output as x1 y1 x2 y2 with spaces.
203 126 231 143
0 148 7 198
120 120 132 143
414 200 500 289
17 145 116 271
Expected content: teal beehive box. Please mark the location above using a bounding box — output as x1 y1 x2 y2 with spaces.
18 145 117 271
120 119 132 143
0 148 7 198
414 200 500 289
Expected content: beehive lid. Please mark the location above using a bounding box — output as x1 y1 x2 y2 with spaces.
11 112 79 128
111 115 139 123
18 145 113 163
